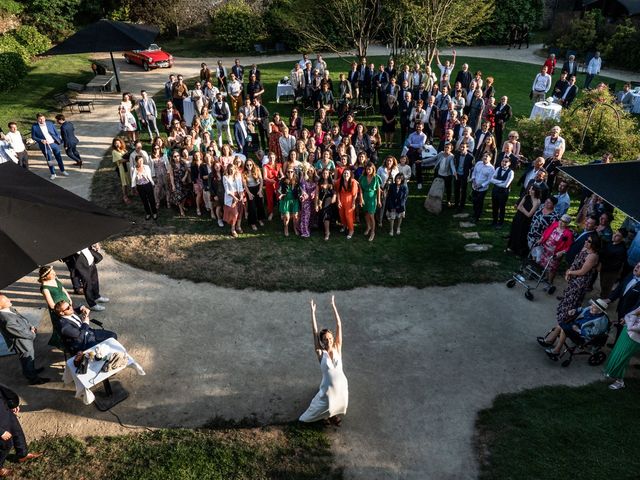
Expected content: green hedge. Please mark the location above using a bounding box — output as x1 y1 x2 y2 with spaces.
0 0 23 14
477 0 543 45
210 0 267 52
0 51 27 90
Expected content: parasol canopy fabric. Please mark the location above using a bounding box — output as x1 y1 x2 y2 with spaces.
0 162 130 289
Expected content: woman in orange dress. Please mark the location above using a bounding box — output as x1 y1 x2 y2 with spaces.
262 151 282 220
268 113 285 161
334 168 359 239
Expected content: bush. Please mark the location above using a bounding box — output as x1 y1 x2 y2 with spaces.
599 20 640 71
515 89 640 161
10 25 51 57
477 0 543 45
0 0 23 15
210 0 267 52
0 32 28 61
0 51 27 90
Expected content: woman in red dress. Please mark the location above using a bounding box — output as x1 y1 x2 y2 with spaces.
262 151 282 220
268 113 285 161
334 168 359 239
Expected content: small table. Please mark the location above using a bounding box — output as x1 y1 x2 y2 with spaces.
529 101 562 121
86 74 114 95
629 91 640 114
276 83 294 103
62 338 145 410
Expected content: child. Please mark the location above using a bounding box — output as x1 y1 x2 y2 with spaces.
397 155 411 187
386 173 408 236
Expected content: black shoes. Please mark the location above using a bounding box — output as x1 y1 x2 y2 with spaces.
29 377 50 385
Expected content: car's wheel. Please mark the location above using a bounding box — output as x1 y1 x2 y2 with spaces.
125 55 131 64
143 61 150 71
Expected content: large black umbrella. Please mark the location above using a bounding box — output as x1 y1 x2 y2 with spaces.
0 162 130 289
559 161 640 222
42 19 159 93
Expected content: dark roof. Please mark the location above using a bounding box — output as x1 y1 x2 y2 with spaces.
43 19 159 55
559 161 640 221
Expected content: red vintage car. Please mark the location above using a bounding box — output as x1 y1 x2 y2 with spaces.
123 44 174 71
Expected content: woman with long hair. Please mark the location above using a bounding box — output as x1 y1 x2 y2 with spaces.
377 155 399 226
278 167 301 236
299 296 348 427
268 112 285 161
381 95 398 148
316 168 335 241
334 168 359 239
209 159 225 227
150 144 170 210
243 158 266 231
299 166 317 238
289 107 302 139
190 151 206 216
112 137 131 205
222 163 245 237
359 161 382 242
506 185 541 257
131 156 157 220
168 150 188 217
262 151 282 221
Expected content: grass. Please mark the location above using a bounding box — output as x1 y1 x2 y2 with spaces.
7 424 340 480
0 54 93 131
96 56 618 291
475 379 640 480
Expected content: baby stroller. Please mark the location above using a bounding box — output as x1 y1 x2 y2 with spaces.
537 301 611 368
505 246 556 301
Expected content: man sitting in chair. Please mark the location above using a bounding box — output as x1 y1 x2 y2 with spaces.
54 301 117 355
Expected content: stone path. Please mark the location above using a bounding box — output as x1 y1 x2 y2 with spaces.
3 43 629 479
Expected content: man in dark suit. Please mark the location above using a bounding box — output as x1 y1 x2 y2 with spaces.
253 98 269 149
399 91 413 144
248 63 261 82
559 75 578 108
454 63 472 91
68 246 109 312
423 95 438 142
561 55 578 77
0 295 49 385
452 142 474 211
363 62 376 106
473 121 493 157
31 113 67 180
161 100 182 133
493 96 512 149
606 261 640 342
566 217 598 267
54 301 117 355
55 114 82 167
0 384 43 477
231 58 244 83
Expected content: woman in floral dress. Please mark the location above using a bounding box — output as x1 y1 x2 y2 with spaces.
299 166 317 238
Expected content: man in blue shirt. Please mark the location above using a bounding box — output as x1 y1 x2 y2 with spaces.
554 180 570 216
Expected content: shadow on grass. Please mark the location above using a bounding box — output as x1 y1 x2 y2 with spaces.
8 422 342 480
474 378 640 480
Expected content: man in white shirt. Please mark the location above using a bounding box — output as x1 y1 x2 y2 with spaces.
471 153 496 223
584 51 601 89
298 53 310 69
435 48 456 80
290 63 304 104
531 66 551 103
67 246 110 312
227 73 243 117
30 113 68 180
278 125 296 160
213 92 233 148
4 122 28 169
406 122 428 188
542 125 565 159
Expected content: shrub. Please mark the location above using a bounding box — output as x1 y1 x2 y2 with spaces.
0 0 23 15
515 89 640 161
0 32 28 61
477 0 543 45
0 51 27 90
10 25 51 57
210 0 267 52
599 20 640 71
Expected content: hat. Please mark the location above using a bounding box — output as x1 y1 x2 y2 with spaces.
560 214 572 224
590 298 608 313
38 265 53 282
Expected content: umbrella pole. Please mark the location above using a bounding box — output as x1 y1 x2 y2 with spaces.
110 51 122 93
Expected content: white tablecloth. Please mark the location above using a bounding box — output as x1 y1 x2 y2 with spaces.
629 91 640 114
62 338 145 405
529 101 562 121
276 83 294 103
183 98 195 126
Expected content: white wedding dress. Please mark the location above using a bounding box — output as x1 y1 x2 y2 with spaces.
299 349 349 422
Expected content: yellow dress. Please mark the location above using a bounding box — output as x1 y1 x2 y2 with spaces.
112 150 130 187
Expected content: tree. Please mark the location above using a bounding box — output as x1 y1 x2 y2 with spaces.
275 0 382 60
129 0 218 37
384 0 495 66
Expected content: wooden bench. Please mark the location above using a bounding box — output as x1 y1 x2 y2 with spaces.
53 93 94 113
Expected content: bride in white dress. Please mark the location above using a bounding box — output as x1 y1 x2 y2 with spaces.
299 295 349 426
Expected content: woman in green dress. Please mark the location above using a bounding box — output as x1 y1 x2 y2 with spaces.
359 161 382 242
38 265 72 348
278 168 301 237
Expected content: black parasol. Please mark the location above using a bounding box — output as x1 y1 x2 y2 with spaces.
0 162 130 289
42 19 159 93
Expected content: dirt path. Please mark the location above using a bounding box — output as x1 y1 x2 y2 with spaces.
2 44 626 479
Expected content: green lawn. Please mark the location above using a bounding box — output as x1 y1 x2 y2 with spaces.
99 55 617 291
475 379 640 479
5 425 339 479
0 54 93 131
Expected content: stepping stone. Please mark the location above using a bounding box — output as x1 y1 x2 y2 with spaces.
462 232 480 239
453 213 470 218
464 243 493 252
472 259 500 267
459 221 476 228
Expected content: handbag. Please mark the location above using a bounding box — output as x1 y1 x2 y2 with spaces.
90 248 103 264
74 353 89 375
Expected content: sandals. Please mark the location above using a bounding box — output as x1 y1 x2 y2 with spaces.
537 337 553 348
